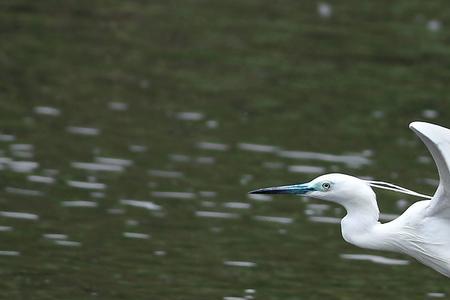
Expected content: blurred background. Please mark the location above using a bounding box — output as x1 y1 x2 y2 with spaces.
1 1 450 299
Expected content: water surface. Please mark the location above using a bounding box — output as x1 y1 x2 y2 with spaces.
1 1 450 299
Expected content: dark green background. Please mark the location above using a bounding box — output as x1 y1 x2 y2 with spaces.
0 1 449 299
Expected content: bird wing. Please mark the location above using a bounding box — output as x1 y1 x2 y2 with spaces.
410 121 450 218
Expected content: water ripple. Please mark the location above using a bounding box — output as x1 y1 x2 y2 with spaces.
67 180 106 190
0 250 20 256
54 240 81 247
27 175 55 184
148 169 184 178
72 162 124 172
62 200 98 208
151 191 195 200
238 143 278 153
340 253 409 266
278 150 371 168
224 260 256 268
0 211 39 220
120 199 162 211
95 157 133 167
197 141 229 151
254 216 293 224
43 233 68 240
288 165 325 174
195 211 239 219
66 126 100 136
123 232 151 239
176 111 204 121
33 106 61 116
0 226 12 232
308 216 340 224
5 187 43 197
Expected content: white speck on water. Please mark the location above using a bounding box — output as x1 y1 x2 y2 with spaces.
67 126 100 136
422 109 439 119
43 233 68 240
176 111 204 121
238 143 278 153
245 289 255 294
379 213 399 222
198 191 217 198
62 201 98 208
0 211 39 220
10 144 33 151
223 202 251 209
201 201 216 208
8 161 39 173
240 174 253 185
5 187 43 197
120 199 162 211
418 155 432 164
91 191 105 198
33 106 61 116
305 203 330 216
108 102 128 111
254 215 293 224
396 199 410 210
340 253 409 266
195 211 239 219
95 157 133 167
126 219 139 226
427 19 441 32
224 261 257 268
195 156 215 164
11 151 33 159
262 161 285 169
43 169 59 176
224 297 246 300
0 251 20 256
247 194 272 202
278 150 371 168
197 141 229 151
427 292 446 298
71 162 124 172
0 134 15 142
318 2 332 18
54 240 81 247
154 250 166 256
206 120 219 128
67 180 106 190
27 175 55 184
421 178 439 187
107 208 125 215
123 232 151 239
0 226 12 232
129 145 148 153
148 169 184 178
372 110 385 119
288 165 325 174
169 154 191 162
308 216 340 224
151 191 195 200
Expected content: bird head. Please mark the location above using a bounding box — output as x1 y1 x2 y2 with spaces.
249 173 375 204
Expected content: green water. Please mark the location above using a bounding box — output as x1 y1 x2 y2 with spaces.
0 1 449 299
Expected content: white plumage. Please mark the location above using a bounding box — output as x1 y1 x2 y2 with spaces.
250 121 450 277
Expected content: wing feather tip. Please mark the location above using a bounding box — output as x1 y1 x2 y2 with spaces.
409 121 427 131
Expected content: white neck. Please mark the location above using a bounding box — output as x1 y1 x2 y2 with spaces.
340 194 394 251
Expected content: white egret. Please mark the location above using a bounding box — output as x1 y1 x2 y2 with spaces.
250 122 450 277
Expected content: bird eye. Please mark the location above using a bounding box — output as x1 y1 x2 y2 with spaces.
322 182 331 191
